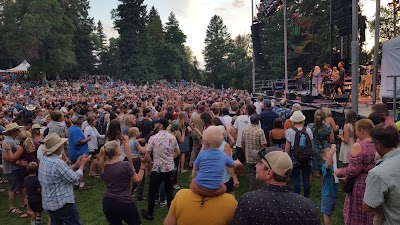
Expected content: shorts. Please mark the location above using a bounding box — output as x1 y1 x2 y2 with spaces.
28 199 43 213
224 177 234 193
321 195 337 215
6 170 25 193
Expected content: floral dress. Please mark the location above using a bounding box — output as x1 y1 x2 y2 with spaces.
308 122 332 172
340 140 375 225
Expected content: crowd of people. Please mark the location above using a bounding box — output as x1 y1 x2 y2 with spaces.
0 76 400 225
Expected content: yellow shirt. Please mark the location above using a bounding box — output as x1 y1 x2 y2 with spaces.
169 189 238 225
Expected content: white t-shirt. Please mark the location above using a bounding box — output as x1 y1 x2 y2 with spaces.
286 126 314 147
223 115 232 127
233 115 250 148
84 125 105 152
254 101 263 115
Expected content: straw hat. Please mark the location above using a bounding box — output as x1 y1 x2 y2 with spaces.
25 104 36 111
290 111 306 123
103 104 112 110
5 123 23 133
42 133 68 156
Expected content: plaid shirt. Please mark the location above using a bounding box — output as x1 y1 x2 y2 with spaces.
38 155 83 211
242 124 267 164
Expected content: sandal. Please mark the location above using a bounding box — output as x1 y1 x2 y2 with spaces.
20 212 29 218
9 208 22 214
89 173 101 178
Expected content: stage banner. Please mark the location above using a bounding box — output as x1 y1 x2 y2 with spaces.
380 36 400 99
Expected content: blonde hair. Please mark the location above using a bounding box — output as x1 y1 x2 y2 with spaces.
98 141 120 171
178 112 185 129
128 127 140 139
124 114 136 128
322 107 332 117
19 130 35 153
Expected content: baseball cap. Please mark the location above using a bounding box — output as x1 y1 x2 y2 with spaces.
263 99 271 108
251 147 293 177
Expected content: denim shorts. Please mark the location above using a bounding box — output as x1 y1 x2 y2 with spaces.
321 195 337 215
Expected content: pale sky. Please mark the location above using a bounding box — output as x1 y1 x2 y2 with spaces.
89 0 393 68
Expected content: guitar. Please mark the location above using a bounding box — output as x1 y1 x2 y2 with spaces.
295 72 303 80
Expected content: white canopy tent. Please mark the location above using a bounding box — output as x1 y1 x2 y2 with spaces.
380 36 400 99
6 60 30 73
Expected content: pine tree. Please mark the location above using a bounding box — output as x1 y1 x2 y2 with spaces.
203 15 232 87
96 20 107 50
114 0 154 82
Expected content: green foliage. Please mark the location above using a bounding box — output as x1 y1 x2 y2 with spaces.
203 15 253 90
368 6 399 64
259 0 333 79
1 0 76 79
66 0 97 76
114 0 154 82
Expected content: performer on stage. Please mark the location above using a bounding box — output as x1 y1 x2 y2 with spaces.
296 67 304 91
334 62 345 94
322 64 332 97
312 66 322 94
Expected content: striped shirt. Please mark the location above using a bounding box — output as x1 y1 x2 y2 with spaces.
242 124 267 164
364 148 400 225
38 155 83 211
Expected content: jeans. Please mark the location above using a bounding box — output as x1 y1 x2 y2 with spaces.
292 164 311 198
159 182 166 202
171 157 179 185
103 197 141 225
48 203 82 225
131 157 145 199
147 171 173 216
248 163 257 191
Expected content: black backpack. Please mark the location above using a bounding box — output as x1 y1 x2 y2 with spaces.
291 127 313 165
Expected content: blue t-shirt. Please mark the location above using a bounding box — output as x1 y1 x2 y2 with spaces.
68 125 89 163
321 163 338 197
194 149 234 189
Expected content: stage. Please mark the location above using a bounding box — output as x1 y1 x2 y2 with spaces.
255 92 381 127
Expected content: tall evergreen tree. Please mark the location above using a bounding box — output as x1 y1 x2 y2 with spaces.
147 6 164 80
114 0 154 82
203 15 232 87
68 0 96 76
96 20 107 50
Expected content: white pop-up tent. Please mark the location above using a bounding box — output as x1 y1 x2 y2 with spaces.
6 60 30 73
380 36 400 99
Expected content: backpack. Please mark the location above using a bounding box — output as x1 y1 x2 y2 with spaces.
291 127 313 165
96 112 107 135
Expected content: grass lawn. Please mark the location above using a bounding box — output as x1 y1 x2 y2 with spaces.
0 166 345 225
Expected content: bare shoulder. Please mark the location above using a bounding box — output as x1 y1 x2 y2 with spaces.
350 142 362 157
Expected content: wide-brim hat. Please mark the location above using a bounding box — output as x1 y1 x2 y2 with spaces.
42 133 68 156
103 104 112 110
26 104 36 111
5 123 23 133
290 110 306 123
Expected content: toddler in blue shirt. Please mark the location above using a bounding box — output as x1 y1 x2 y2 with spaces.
191 126 234 196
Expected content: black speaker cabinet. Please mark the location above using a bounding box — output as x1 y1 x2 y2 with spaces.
334 94 349 103
287 92 297 100
266 90 275 96
301 94 313 103
275 91 283 98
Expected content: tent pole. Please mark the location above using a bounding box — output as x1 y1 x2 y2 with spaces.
373 0 380 104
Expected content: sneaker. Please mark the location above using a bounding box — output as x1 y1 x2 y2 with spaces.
173 184 181 190
140 209 153 221
160 201 167 207
181 169 188 173
155 199 160 205
78 185 92 191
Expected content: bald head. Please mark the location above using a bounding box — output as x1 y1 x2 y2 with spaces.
202 125 224 149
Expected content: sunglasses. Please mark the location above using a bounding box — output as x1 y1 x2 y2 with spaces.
258 149 272 169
